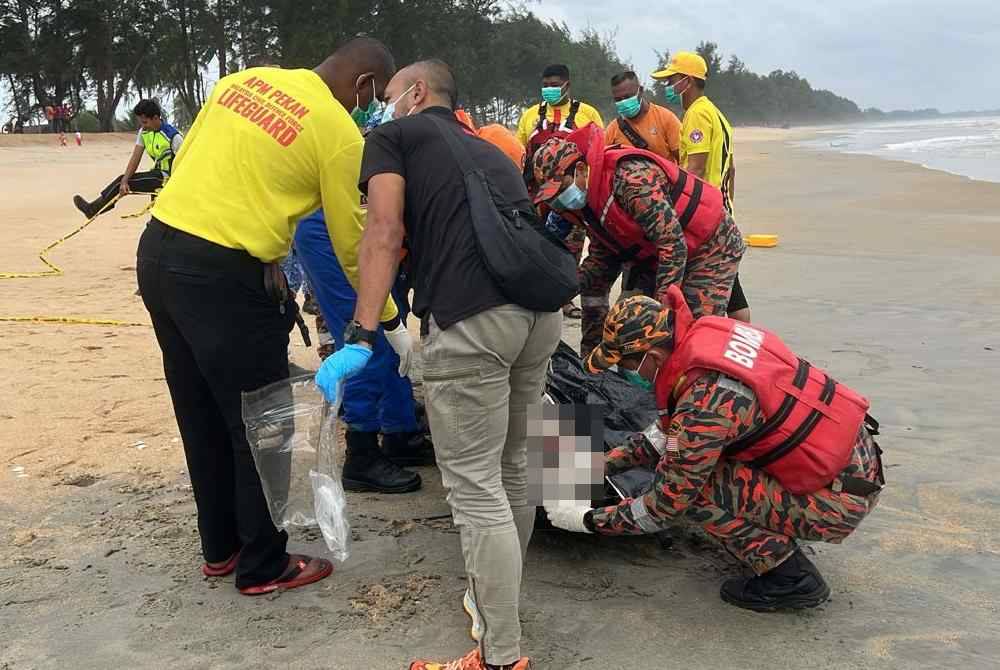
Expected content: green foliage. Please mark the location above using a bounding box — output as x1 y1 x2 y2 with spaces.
74 107 99 131
1 0 866 130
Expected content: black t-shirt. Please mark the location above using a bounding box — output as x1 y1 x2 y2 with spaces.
361 107 530 330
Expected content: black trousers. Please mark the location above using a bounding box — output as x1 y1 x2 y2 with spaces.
94 170 165 214
727 274 749 313
137 218 293 588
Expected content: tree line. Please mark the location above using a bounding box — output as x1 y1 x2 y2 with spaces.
2 0 876 133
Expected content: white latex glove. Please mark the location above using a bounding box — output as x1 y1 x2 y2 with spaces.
383 322 413 377
544 503 593 534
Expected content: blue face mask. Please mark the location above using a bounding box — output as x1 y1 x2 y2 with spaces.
379 83 415 125
663 78 687 105
620 367 653 392
553 182 587 211
350 79 380 128
615 92 642 119
541 85 566 105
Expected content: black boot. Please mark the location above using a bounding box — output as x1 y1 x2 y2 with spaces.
342 430 421 493
73 195 97 218
719 549 830 612
381 431 436 467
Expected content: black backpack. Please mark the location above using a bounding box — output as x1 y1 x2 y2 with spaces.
427 114 579 313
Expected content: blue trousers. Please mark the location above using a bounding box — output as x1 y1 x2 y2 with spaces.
294 210 418 434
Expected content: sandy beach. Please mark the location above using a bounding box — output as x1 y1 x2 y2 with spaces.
2 128 999 669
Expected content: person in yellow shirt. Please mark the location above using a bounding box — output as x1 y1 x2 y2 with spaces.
516 64 604 173
136 38 407 597
604 70 681 163
516 63 603 318
653 51 750 322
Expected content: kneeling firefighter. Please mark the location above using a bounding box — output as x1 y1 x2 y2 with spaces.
532 124 744 358
545 286 885 611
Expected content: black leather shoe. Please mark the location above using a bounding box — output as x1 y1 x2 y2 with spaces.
720 549 830 612
382 431 436 467
343 431 421 493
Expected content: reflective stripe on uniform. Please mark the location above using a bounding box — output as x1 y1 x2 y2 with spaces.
629 497 662 533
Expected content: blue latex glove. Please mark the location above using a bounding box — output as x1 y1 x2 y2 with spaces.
315 344 372 403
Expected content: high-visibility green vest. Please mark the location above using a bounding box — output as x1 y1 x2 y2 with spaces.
141 122 180 174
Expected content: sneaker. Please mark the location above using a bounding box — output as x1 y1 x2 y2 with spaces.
719 549 831 612
463 589 484 642
409 647 530 670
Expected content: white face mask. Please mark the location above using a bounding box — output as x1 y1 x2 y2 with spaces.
380 83 416 124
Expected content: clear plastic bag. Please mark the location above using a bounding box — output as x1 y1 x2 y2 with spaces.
242 375 350 562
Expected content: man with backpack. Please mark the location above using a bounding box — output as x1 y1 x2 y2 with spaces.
315 59 571 670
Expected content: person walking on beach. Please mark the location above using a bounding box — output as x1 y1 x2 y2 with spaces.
136 38 409 596
547 286 885 611
72 100 183 219
653 52 751 322
532 123 745 358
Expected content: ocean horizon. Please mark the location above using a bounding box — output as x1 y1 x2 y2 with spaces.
794 115 1000 184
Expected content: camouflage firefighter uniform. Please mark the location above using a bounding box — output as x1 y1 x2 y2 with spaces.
581 157 744 355
533 140 745 356
592 369 882 574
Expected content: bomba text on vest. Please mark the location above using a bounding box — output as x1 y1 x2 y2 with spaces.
724 324 765 369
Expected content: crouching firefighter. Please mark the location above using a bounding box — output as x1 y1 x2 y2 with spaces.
531 123 744 358
544 286 885 611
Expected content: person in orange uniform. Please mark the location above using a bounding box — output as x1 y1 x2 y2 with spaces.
653 51 750 322
455 108 525 168
605 70 681 163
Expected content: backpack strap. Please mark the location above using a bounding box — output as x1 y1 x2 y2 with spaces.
617 117 649 150
534 102 548 132
566 100 581 129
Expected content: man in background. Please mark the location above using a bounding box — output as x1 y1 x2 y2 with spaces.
72 99 183 219
605 70 680 163
653 52 750 322
516 64 603 319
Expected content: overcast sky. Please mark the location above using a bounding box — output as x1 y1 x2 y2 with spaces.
530 0 1000 112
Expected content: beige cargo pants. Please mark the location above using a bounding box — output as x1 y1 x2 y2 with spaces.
421 304 562 665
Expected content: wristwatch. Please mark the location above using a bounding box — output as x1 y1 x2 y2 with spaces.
344 320 377 348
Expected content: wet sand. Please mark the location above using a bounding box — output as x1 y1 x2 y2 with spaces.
1 129 999 669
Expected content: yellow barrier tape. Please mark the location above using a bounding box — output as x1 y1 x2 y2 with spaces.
0 316 148 327
0 194 153 328
119 197 156 220
0 194 123 279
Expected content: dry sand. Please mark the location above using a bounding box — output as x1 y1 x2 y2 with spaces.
2 128 999 669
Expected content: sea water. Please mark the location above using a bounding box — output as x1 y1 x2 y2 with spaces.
796 116 1000 184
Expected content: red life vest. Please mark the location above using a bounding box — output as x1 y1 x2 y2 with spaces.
653 286 870 494
527 100 582 155
524 101 582 189
566 124 725 262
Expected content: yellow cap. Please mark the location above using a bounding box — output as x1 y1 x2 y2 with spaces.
652 52 708 80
